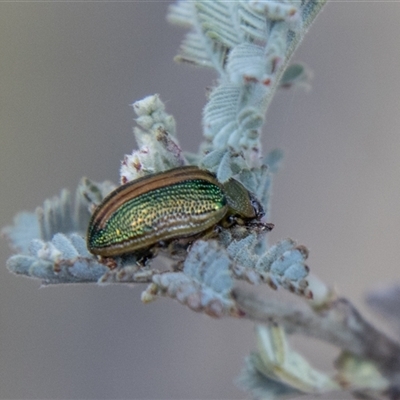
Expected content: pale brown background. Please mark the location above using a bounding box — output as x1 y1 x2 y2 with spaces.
0 2 399 399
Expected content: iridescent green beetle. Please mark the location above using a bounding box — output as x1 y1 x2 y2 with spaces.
87 166 273 259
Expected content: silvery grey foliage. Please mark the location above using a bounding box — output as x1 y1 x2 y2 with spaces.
235 289 400 399
4 1 400 399
238 325 338 399
3 212 40 255
120 94 186 184
3 179 115 284
227 236 311 298
7 234 107 285
367 284 400 338
279 63 312 90
142 240 239 318
168 0 325 175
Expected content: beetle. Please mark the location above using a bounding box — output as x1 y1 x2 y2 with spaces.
87 165 273 260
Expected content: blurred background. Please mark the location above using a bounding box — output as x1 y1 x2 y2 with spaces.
1 2 399 399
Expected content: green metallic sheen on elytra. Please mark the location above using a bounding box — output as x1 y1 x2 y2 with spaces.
87 166 264 257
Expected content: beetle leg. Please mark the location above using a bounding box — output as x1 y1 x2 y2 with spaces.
157 240 168 249
225 213 274 232
134 247 159 267
246 221 275 232
200 225 221 239
166 227 220 260
167 238 192 259
220 214 237 228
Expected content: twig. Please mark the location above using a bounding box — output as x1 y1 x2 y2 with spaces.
233 288 400 391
